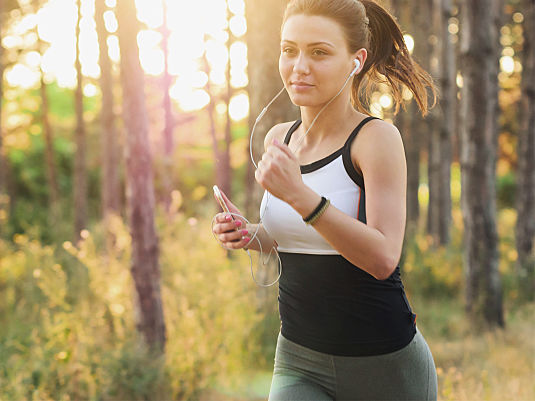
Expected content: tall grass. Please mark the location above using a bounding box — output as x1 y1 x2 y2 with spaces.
0 207 268 400
0 197 533 400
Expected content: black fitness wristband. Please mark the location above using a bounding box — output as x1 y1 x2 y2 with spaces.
303 196 328 224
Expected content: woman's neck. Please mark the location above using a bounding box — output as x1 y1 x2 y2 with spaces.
297 95 360 147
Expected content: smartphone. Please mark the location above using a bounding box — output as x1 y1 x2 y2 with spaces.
213 185 232 216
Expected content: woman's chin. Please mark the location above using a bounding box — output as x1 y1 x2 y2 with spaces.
290 100 324 108
288 93 320 107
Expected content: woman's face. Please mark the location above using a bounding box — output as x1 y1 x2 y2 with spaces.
279 14 359 107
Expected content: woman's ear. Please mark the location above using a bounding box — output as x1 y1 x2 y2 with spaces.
353 48 367 69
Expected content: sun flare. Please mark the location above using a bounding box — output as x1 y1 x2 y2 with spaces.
4 0 249 119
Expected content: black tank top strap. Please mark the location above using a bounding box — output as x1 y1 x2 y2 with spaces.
343 116 380 148
283 120 302 145
342 116 381 189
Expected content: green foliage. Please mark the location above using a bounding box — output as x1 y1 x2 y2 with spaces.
3 82 102 244
101 341 168 400
402 202 523 304
0 198 533 400
6 131 76 243
402 213 465 300
0 207 266 400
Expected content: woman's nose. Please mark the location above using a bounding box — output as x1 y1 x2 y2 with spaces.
293 53 310 75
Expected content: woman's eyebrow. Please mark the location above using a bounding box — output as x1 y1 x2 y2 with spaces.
281 40 335 48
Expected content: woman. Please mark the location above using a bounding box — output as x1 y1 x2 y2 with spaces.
212 0 438 399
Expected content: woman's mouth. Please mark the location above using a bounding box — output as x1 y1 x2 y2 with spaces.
290 81 315 91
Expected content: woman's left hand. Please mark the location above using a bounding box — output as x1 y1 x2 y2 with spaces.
255 138 305 204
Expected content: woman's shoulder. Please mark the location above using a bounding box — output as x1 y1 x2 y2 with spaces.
357 117 401 144
351 116 401 153
263 121 299 151
351 117 404 175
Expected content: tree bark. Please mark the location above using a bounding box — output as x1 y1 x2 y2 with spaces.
437 0 455 245
0 0 20 235
244 0 299 219
202 50 229 219
459 0 504 327
219 3 233 200
0 3 6 237
409 0 434 232
96 0 121 223
425 0 442 242
73 0 87 243
117 0 166 351
391 0 420 233
202 50 220 180
515 0 535 299
428 0 454 246
161 0 174 211
40 72 60 224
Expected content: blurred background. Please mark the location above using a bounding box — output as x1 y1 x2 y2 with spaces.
0 0 533 399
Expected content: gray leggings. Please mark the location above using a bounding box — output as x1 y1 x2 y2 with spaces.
268 328 437 401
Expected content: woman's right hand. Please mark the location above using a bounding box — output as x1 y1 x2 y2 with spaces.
212 189 251 249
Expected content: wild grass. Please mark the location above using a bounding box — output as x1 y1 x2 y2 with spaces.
0 201 533 400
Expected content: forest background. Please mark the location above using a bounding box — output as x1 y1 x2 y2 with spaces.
0 0 533 400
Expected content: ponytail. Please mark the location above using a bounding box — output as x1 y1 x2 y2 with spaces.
356 0 437 116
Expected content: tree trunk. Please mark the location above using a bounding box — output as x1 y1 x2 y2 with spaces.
219 3 233 200
96 0 121 224
515 0 535 299
425 0 442 242
396 104 419 229
391 0 420 233
245 0 299 219
0 3 6 238
73 0 87 243
437 0 455 245
459 0 504 327
202 51 227 212
161 0 174 212
117 0 166 351
202 50 219 161
409 0 432 234
0 0 19 235
40 72 60 224
428 0 454 246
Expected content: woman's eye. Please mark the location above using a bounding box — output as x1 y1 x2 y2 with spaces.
312 49 327 56
282 48 296 55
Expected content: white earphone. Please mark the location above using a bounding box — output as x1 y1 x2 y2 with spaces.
350 59 361 77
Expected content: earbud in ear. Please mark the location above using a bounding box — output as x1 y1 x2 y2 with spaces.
349 59 361 77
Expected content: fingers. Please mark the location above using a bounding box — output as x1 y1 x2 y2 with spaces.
224 235 252 250
219 229 250 245
262 142 295 169
271 138 296 160
215 212 250 232
256 148 282 186
215 213 231 223
215 229 251 250
218 227 248 241
218 189 236 213
214 213 239 230
257 150 278 173
213 213 251 248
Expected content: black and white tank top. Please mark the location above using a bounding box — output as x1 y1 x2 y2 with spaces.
260 116 376 253
258 116 417 357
